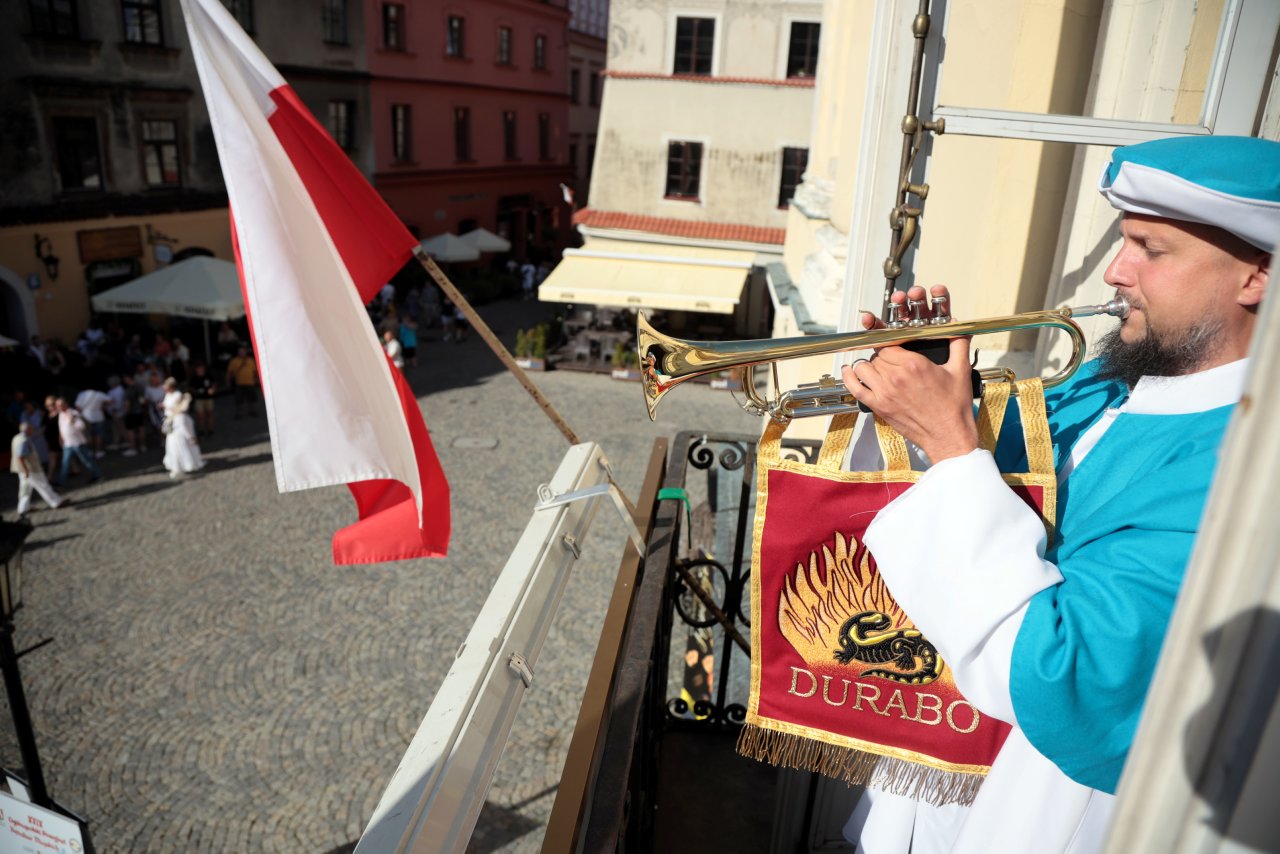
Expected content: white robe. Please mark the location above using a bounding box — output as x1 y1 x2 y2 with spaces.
162 391 205 476
842 360 1248 853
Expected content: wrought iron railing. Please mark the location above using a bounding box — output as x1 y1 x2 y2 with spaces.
549 431 821 852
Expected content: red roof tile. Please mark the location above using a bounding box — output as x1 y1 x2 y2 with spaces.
573 208 786 245
604 70 816 89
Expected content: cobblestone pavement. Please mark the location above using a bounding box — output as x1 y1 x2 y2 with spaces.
0 296 756 853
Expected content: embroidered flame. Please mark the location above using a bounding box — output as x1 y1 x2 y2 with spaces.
778 531 908 666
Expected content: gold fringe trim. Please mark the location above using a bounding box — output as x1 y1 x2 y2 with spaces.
735 723 986 807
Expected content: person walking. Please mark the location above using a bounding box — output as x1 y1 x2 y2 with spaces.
382 329 404 370
55 397 101 485
398 315 418 370
225 345 259 419
161 378 204 479
11 422 65 518
189 362 217 436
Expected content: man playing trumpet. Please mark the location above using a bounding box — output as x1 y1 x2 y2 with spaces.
838 135 1277 852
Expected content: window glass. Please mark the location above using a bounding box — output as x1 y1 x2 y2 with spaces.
454 107 471 161
674 17 714 75
327 101 354 151
383 4 404 50
447 16 465 57
777 147 808 208
786 22 820 78
322 0 348 45
142 119 181 186
665 140 703 199
54 116 103 190
392 104 412 161
29 0 80 37
122 0 163 45
498 26 512 64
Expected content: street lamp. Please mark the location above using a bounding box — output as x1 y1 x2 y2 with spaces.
33 234 60 281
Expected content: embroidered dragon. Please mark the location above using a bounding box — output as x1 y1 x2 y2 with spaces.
834 611 943 685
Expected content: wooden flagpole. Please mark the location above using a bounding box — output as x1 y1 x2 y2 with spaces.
414 249 582 446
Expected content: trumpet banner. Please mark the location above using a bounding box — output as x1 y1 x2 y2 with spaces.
738 381 1057 805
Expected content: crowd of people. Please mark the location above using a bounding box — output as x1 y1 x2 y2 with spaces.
3 318 260 519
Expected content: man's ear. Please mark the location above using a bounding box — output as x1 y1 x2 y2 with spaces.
1239 252 1270 307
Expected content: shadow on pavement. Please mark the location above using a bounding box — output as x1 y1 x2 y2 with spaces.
23 533 82 553
71 480 183 509
204 451 275 473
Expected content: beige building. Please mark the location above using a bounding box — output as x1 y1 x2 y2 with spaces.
540 0 823 339
772 0 1280 438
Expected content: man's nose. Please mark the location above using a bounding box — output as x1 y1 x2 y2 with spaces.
1102 250 1133 288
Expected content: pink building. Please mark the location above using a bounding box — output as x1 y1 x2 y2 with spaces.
365 0 575 262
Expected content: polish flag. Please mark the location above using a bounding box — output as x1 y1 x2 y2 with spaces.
180 0 449 564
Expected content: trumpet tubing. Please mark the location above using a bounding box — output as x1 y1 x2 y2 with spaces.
639 297 1129 422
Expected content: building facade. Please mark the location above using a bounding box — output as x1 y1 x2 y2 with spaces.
365 0 575 263
540 0 823 339
0 0 378 347
566 0 608 210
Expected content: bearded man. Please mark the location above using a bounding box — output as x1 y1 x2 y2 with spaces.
837 135 1276 853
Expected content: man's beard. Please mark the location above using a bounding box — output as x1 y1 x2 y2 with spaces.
1093 313 1225 387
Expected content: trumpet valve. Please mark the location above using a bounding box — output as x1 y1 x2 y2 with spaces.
929 294 951 325
888 301 911 329
907 298 928 327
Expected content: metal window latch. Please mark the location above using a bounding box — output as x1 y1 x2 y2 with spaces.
508 652 534 688
562 533 581 559
535 482 646 554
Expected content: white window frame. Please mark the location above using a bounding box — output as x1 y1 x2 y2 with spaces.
929 0 1280 144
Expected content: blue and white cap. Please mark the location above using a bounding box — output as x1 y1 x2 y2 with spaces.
1098 135 1280 252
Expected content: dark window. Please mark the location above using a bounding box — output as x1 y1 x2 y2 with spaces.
54 117 103 191
454 106 471 161
778 147 808 208
568 142 578 172
589 70 600 106
673 17 714 75
503 110 517 160
538 113 550 160
392 104 412 162
786 22 820 78
221 0 253 33
586 140 596 185
665 140 702 200
446 15 464 57
322 0 348 45
29 0 80 37
327 101 355 151
497 26 511 64
533 34 546 70
141 119 180 186
382 3 404 50
570 69 580 104
122 0 163 45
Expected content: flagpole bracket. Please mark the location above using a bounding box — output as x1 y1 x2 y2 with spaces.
507 653 534 688
536 483 645 554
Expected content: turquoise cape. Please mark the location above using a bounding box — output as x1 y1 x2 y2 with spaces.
994 360 1235 793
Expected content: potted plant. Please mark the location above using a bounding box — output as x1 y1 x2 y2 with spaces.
610 341 641 380
515 324 548 371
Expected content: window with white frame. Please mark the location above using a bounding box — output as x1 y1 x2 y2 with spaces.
673 17 714 75
142 119 180 186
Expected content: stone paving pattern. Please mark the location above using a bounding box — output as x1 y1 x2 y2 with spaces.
0 297 754 853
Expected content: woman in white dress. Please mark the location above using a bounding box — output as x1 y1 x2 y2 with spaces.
161 378 204 479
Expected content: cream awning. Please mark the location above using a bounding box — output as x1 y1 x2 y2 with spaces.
538 240 755 315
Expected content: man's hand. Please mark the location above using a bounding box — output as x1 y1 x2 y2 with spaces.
840 285 980 464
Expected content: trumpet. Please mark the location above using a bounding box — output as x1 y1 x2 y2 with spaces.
638 295 1130 422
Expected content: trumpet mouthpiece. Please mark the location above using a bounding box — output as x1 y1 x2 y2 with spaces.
1066 295 1130 320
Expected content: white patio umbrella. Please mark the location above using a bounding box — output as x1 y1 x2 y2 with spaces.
458 227 511 253
419 232 481 263
0 334 19 348
90 255 246 363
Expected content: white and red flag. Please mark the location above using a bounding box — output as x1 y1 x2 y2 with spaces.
180 0 449 564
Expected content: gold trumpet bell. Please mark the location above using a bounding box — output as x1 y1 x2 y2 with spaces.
637 297 1129 422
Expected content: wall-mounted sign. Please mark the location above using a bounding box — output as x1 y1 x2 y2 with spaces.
76 226 142 263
